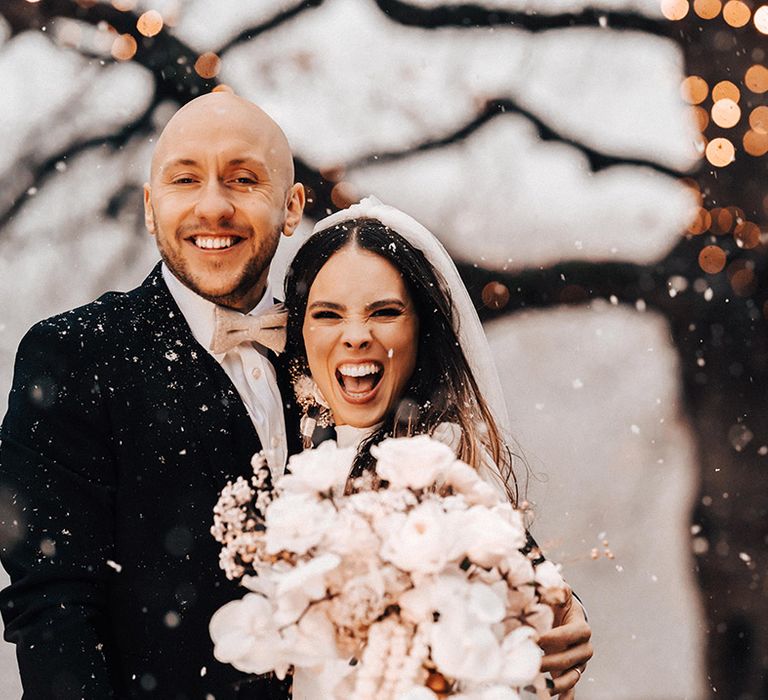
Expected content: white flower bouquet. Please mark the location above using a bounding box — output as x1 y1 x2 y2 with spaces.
210 436 568 700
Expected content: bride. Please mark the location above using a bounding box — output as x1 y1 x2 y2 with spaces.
281 197 592 699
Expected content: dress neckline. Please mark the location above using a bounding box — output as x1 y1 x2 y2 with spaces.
334 423 382 450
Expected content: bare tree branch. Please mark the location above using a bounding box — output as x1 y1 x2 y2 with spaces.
373 0 673 37
217 0 325 54
349 99 693 178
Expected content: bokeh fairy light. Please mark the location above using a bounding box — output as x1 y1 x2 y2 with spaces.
136 10 163 38
667 1 768 276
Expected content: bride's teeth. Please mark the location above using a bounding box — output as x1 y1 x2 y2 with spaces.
338 363 381 377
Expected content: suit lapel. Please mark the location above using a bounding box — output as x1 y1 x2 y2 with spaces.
135 266 262 489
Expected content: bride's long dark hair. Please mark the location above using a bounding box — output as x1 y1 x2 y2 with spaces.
284 218 517 504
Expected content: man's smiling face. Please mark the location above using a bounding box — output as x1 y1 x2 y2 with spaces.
144 94 304 312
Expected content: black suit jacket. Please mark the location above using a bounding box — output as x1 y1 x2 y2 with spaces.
0 265 299 699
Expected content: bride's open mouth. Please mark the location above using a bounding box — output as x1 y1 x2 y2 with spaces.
335 361 384 403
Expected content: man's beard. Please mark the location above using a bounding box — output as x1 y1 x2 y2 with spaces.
153 210 282 310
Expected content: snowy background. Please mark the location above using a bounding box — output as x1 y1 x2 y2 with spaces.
0 0 733 697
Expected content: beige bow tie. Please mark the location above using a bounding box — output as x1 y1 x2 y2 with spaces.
210 303 288 355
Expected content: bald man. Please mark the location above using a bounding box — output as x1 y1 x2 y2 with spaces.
0 94 305 699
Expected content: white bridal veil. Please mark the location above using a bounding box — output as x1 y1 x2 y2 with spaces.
310 196 512 441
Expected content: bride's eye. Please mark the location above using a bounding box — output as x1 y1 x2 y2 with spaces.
311 310 342 320
372 308 402 318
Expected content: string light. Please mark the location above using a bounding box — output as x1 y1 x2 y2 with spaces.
743 130 768 156
709 207 735 234
754 5 768 33
745 64 768 93
711 99 741 128
699 245 727 274
681 76 709 104
693 0 723 19
194 52 221 79
712 80 740 103
749 106 768 134
723 0 751 26
692 106 710 131
687 207 712 235
481 282 511 311
110 33 137 61
137 10 163 37
733 221 761 248
705 137 735 166
661 0 690 20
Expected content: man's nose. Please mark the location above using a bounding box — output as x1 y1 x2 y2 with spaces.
194 180 235 222
342 319 372 350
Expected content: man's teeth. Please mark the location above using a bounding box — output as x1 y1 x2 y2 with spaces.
193 236 237 250
338 362 381 377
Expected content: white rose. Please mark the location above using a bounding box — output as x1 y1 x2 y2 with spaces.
279 441 355 494
396 687 439 700
272 554 340 626
447 505 526 568
477 686 521 700
265 492 337 555
282 603 341 669
322 507 380 558
534 560 569 605
442 460 501 506
209 594 287 676
499 625 542 687
430 606 503 683
372 435 457 490
504 553 535 587
491 502 527 540
467 581 506 625
379 501 452 574
328 568 389 630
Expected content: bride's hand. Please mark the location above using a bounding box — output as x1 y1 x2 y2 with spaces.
538 590 593 697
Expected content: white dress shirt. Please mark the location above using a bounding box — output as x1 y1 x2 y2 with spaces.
162 264 288 476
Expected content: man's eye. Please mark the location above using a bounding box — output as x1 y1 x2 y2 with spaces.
232 176 258 185
311 311 342 320
172 177 196 184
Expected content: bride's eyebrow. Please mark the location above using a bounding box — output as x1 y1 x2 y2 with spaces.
308 301 345 311
366 299 406 311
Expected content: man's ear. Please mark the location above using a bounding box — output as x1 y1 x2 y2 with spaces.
283 183 306 237
143 183 156 235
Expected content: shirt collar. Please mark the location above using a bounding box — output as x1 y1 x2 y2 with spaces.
161 263 275 362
